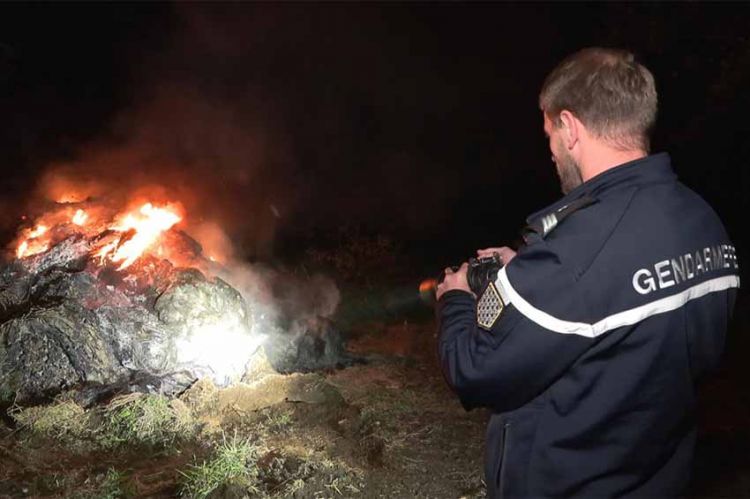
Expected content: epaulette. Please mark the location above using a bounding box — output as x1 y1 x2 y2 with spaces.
522 195 598 243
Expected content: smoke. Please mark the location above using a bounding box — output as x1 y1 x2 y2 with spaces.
31 81 289 260
209 243 343 374
9 4 464 334
6 5 352 360
2 3 469 263
214 258 341 331
188 221 235 264
16 5 298 261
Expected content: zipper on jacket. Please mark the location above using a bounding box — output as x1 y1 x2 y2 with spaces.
497 422 511 498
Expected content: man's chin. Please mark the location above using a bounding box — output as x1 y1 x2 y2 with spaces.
556 161 583 195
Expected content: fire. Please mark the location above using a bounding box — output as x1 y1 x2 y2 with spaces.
97 203 182 270
72 209 88 226
15 225 49 259
15 208 91 259
15 201 183 270
29 225 49 238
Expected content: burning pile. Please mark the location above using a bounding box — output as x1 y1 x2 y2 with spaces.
15 200 195 268
0 197 265 405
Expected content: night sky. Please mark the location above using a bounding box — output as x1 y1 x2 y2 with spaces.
0 3 748 283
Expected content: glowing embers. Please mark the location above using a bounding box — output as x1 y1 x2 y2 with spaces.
15 201 182 271
96 203 182 270
16 208 93 259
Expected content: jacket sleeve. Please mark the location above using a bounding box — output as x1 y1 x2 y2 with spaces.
437 241 594 413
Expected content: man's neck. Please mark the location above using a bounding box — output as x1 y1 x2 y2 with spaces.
580 146 648 182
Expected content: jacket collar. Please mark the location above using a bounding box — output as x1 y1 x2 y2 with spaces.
526 152 676 223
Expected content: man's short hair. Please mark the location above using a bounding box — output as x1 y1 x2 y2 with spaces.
539 47 657 152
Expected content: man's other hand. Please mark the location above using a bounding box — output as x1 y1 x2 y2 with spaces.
436 262 472 300
477 246 517 266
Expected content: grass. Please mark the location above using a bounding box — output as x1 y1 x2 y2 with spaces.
93 468 129 499
5 367 419 497
179 432 261 498
12 394 198 455
96 394 197 450
12 400 88 441
178 429 365 498
2 351 486 498
264 407 293 433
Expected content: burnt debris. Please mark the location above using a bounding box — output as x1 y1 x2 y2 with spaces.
0 233 256 406
0 223 361 410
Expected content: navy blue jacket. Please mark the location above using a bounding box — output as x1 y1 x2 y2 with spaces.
438 153 739 498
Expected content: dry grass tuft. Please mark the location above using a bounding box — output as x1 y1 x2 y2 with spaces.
96 393 198 450
12 400 88 441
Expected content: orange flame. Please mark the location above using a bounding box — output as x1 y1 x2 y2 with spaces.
97 203 182 270
15 207 94 259
72 209 88 226
15 200 182 270
16 225 49 259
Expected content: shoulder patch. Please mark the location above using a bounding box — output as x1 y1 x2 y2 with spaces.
477 281 505 330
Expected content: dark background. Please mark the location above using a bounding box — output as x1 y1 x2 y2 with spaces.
0 3 749 494
0 2 747 281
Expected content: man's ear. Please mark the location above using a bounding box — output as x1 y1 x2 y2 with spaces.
558 110 579 150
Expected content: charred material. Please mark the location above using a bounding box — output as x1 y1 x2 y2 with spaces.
0 232 256 406
0 195 361 409
265 316 361 374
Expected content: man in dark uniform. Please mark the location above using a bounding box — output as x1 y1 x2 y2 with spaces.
436 48 739 497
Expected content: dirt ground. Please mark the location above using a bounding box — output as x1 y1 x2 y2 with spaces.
1 312 749 498
0 320 488 498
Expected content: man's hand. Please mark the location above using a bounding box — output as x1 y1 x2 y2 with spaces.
477 246 517 266
436 262 472 300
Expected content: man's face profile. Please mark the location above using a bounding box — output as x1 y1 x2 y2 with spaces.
544 113 583 195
